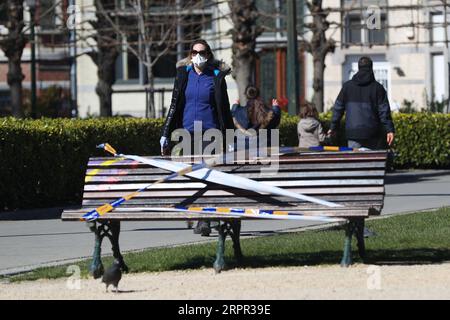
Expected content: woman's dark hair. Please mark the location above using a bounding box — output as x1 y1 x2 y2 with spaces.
299 101 319 119
245 86 273 129
188 39 214 60
245 85 260 100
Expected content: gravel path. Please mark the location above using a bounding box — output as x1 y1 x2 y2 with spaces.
2 263 450 300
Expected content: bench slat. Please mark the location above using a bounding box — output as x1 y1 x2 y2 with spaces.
83 179 385 192
86 162 387 176
82 186 385 198
61 207 371 221
85 170 386 183
82 193 384 203
87 151 387 162
87 153 388 168
79 202 383 214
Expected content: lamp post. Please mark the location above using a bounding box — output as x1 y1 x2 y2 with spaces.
287 0 300 115
69 0 78 117
26 0 37 119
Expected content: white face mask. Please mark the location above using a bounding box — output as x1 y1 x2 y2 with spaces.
192 54 208 68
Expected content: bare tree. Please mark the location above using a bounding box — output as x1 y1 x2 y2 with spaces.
0 0 27 118
131 0 176 118
300 0 336 113
86 0 120 117
228 0 262 105
82 0 188 117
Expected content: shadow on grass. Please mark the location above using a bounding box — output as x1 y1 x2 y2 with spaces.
154 252 340 272
364 248 450 266
164 248 450 272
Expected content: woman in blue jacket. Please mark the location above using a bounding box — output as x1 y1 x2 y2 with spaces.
160 39 234 236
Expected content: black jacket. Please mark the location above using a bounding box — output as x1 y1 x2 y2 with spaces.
330 66 395 140
161 59 234 139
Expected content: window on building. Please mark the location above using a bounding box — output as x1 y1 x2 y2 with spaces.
115 2 212 83
182 12 214 54
342 0 387 46
344 13 386 46
152 50 177 78
430 12 450 47
116 38 175 83
256 0 276 32
432 53 446 102
116 34 140 83
346 15 362 44
256 0 304 36
258 50 277 104
368 15 387 44
279 0 305 33
39 0 58 30
256 48 305 109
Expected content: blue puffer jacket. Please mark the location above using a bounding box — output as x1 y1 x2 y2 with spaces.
330 66 395 140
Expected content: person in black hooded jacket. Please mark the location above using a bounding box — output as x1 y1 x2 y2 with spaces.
328 56 395 149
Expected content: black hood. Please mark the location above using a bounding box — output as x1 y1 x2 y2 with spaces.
352 66 375 86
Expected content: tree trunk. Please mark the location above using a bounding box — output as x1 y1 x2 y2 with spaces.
95 50 117 117
7 55 25 118
229 0 262 105
0 0 27 118
233 55 254 105
90 0 119 117
96 79 113 117
312 55 325 112
144 37 155 118
146 67 156 118
305 0 335 112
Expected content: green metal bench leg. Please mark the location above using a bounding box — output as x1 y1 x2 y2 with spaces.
87 220 128 278
109 221 129 273
230 220 243 263
88 221 104 279
340 220 356 267
355 218 366 260
213 222 227 274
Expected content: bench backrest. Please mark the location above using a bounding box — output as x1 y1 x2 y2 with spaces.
78 151 387 219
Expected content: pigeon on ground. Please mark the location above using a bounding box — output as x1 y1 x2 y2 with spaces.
102 259 122 293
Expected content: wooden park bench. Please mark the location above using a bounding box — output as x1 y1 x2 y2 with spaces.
62 150 388 277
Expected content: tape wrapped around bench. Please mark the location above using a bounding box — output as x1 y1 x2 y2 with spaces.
62 150 387 221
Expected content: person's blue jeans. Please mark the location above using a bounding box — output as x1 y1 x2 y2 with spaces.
348 138 379 150
348 137 381 238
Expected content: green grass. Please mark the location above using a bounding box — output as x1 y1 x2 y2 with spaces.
4 207 450 282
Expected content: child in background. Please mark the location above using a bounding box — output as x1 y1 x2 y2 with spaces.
297 102 326 148
231 86 281 151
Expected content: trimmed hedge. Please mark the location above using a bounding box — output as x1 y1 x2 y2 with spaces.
390 113 450 167
0 117 164 211
282 112 450 168
0 113 449 210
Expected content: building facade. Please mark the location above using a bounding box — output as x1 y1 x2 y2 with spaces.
75 0 449 117
1 1 448 117
75 0 306 117
319 0 450 111
0 0 71 116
